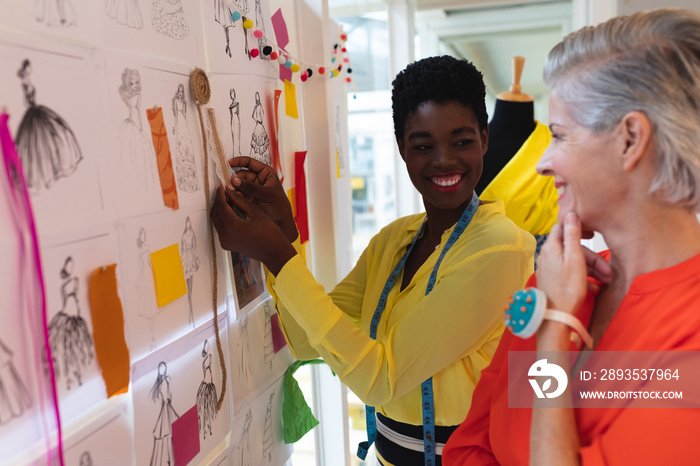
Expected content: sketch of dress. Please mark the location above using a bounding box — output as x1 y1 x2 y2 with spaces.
262 392 274 462
118 69 158 192
180 216 200 327
150 362 179 466
263 301 274 369
48 257 94 390
239 409 253 466
249 92 270 165
36 0 76 26
0 338 32 425
171 85 200 193
151 0 189 40
214 0 236 57
79 451 94 466
106 0 143 29
136 228 160 349
196 340 217 439
252 0 269 61
15 59 83 191
229 89 242 158
237 315 253 384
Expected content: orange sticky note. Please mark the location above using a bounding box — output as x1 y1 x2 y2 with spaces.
150 244 187 307
88 264 130 398
284 80 298 119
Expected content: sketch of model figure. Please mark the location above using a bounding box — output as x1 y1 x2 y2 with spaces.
0 337 32 425
15 59 83 191
237 315 253 384
136 228 160 349
171 84 200 193
106 0 143 28
151 0 189 40
79 451 94 466
196 340 217 439
149 362 179 466
229 89 242 157
118 69 158 192
262 301 274 369
48 257 94 390
262 391 274 462
215 0 240 57
180 216 200 327
249 92 270 165
36 0 76 26
238 409 253 466
252 0 269 61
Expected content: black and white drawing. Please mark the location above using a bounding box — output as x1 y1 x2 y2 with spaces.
79 451 94 466
118 69 158 192
262 391 274 462
171 84 200 193
196 339 217 440
151 0 189 40
0 337 32 425
238 409 253 466
262 300 274 369
180 216 200 327
136 227 160 349
228 88 242 158
214 0 237 57
237 314 253 384
15 59 83 191
252 0 268 61
149 362 179 466
249 92 270 165
36 0 76 27
106 0 144 29
48 256 94 390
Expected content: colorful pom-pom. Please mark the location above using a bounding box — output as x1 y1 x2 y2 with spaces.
277 55 287 64
291 64 300 72
340 34 347 40
347 67 352 73
270 51 278 60
250 48 260 58
284 60 293 68
263 46 272 55
346 77 352 83
243 19 254 29
318 67 325 74
342 47 347 53
253 29 264 39
331 57 336 63
231 11 242 21
301 72 308 82
306 68 313 77
343 58 349 63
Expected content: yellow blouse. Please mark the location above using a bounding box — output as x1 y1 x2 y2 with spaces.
267 200 534 426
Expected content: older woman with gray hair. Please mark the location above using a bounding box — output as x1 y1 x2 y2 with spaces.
443 8 700 465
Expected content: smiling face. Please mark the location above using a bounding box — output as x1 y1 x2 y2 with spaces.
536 94 624 229
398 100 487 214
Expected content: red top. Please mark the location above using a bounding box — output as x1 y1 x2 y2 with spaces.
443 250 700 465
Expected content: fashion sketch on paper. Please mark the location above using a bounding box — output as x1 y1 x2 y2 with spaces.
79 451 94 466
180 216 200 327
214 0 242 57
48 257 94 390
36 0 76 27
262 391 274 461
105 0 143 29
229 89 242 158
237 314 253 384
262 300 274 369
171 84 200 193
196 339 217 439
0 336 32 425
15 59 83 191
149 362 179 466
136 227 160 349
252 0 269 60
238 409 253 466
151 0 189 40
249 92 271 165
118 69 158 192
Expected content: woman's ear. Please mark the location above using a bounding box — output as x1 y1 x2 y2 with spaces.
619 111 652 172
481 127 489 155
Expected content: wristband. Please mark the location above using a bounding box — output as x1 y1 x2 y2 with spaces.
505 287 593 348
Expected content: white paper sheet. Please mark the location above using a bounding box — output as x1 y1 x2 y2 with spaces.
0 0 100 45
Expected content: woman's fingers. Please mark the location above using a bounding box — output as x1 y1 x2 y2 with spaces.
228 156 268 173
583 246 613 283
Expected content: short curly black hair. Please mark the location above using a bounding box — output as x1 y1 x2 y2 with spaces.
392 55 488 140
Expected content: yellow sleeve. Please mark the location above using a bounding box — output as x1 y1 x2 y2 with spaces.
271 234 533 407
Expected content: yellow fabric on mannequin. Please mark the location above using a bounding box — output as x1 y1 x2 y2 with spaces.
267 200 534 427
481 122 558 236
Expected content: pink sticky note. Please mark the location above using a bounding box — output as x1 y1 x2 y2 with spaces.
271 313 287 353
172 405 200 465
271 9 289 48
279 64 293 83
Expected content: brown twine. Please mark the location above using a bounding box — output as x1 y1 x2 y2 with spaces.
190 68 227 412
206 109 231 182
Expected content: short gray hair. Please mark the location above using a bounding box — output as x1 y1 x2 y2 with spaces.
544 8 700 209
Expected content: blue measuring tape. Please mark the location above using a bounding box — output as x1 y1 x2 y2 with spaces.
357 192 479 465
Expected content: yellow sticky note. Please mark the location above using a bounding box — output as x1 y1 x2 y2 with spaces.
335 150 341 178
150 244 187 307
287 188 297 218
284 80 298 119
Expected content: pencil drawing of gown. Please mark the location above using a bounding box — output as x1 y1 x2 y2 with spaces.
36 0 76 27
136 228 160 349
262 392 274 461
249 93 271 165
263 301 274 368
172 85 200 193
150 362 179 466
106 0 144 29
15 60 83 191
0 338 32 424
152 0 189 40
180 217 200 326
196 340 217 439
238 315 253 383
48 257 94 391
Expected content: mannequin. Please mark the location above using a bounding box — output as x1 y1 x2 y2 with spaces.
476 56 535 194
